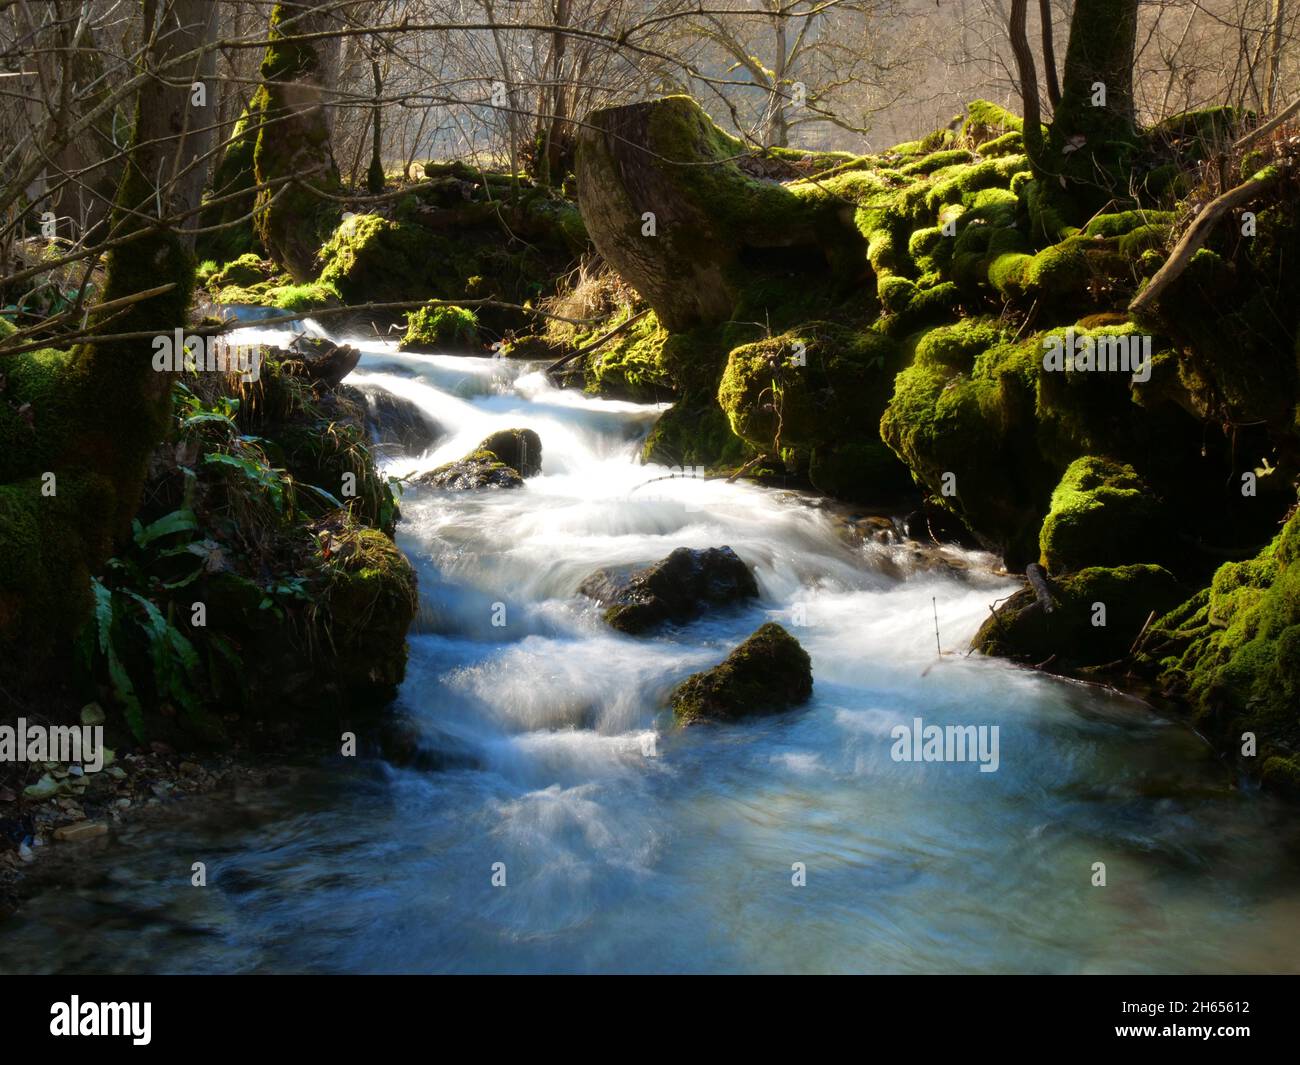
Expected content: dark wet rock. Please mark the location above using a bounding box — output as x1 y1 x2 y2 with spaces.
477 428 542 478
902 500 979 547
337 386 441 457
671 622 813 724
412 428 542 490
414 449 524 490
838 514 900 547
579 546 759 634
973 563 1186 668
277 334 361 388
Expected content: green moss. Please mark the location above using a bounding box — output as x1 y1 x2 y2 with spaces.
962 99 1024 142
980 131 1024 157
808 440 913 502
196 97 264 263
974 564 1185 667
1141 504 1300 775
269 280 340 310
583 310 675 401
401 303 480 352
717 324 903 452
671 622 813 724
1038 456 1163 573
209 253 270 289
642 397 747 470
899 149 975 176
319 520 418 705
1083 210 1175 238
317 213 428 304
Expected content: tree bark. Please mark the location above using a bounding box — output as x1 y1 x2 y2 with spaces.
1 0 210 659
1009 0 1044 168
1054 0 1139 142
253 0 343 281
1038 0 1061 109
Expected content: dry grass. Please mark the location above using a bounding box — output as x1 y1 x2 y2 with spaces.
539 254 640 343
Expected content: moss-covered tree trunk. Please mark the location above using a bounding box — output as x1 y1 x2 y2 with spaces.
252 1 343 281
1056 0 1139 138
0 0 211 666
1039 0 1140 220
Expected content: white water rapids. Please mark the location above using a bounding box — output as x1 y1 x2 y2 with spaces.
4 322 1300 973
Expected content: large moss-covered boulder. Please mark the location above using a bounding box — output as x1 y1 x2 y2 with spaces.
1140 504 1300 786
1038 456 1163 573
717 324 902 450
879 318 1188 568
973 563 1185 668
319 521 419 706
716 322 911 499
476 428 541 477
413 429 541 489
317 213 429 304
579 546 758 634
575 95 865 331
671 622 813 724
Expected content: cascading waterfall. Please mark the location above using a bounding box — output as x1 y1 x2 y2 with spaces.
4 326 1299 975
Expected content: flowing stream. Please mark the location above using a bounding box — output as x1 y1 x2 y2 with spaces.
4 323 1300 974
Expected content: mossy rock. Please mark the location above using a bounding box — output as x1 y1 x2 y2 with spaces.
209 254 273 289
1141 503 1300 775
319 521 419 707
477 428 542 477
400 303 480 353
879 318 1048 565
575 96 867 331
1038 456 1164 574
413 429 540 489
973 564 1186 668
717 323 903 451
583 310 675 401
808 440 913 503
317 213 430 304
641 396 748 469
579 546 758 634
880 317 1181 568
671 622 813 724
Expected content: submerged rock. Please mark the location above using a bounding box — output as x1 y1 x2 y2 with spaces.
579 546 758 633
671 622 813 724
414 428 542 489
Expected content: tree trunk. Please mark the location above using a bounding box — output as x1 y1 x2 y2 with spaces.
1266 0 1286 113
367 58 385 195
1009 0 1044 168
1038 0 1061 109
575 97 865 331
1054 0 1139 143
253 0 343 281
1 0 211 663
